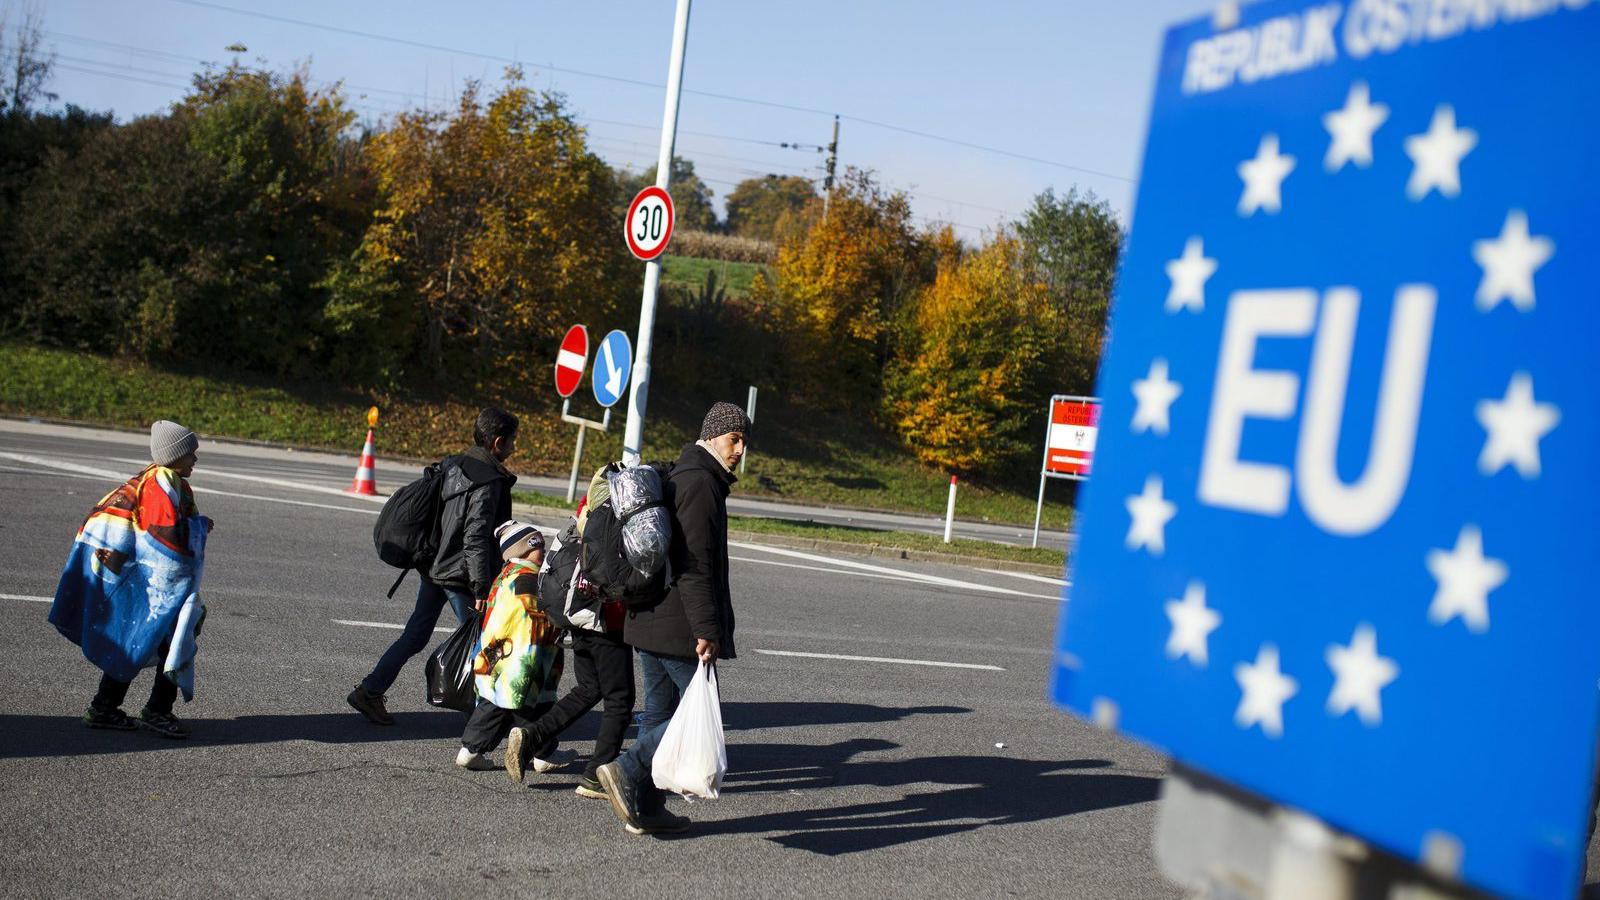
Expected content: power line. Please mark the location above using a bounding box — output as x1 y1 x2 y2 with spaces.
47 29 1032 224
160 0 1133 183
53 62 190 91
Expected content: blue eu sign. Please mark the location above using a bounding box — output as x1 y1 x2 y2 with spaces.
1050 3 1600 897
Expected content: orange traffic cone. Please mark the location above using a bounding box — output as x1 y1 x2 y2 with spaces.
347 428 378 496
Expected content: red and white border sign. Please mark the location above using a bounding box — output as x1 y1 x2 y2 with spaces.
625 186 675 261
1044 395 1101 478
554 324 589 398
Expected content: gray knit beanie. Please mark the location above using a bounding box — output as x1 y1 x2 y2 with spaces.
150 420 199 466
698 401 751 441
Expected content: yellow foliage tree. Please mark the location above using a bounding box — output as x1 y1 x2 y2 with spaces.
751 170 927 408
336 68 631 381
885 234 1057 475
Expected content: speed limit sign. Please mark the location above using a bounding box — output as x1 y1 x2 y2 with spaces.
625 185 675 261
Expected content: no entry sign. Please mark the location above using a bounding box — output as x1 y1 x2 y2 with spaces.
1045 396 1102 478
553 324 588 398
625 186 675 261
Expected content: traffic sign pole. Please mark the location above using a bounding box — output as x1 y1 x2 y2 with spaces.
560 399 611 504
622 0 691 467
740 385 756 475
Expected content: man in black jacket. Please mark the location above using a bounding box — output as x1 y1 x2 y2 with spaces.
347 407 519 725
597 401 746 834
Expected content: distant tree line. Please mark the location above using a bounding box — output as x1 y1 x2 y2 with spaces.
0 51 1121 480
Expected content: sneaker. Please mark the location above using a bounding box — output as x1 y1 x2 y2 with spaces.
455 747 496 771
595 761 641 831
83 706 139 731
137 708 190 739
346 683 394 726
531 747 578 774
505 727 528 784
574 776 607 799
629 809 690 836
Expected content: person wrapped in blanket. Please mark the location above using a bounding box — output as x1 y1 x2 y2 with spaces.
455 521 573 772
49 420 214 739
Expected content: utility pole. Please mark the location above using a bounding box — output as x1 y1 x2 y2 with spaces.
621 0 691 466
822 115 839 217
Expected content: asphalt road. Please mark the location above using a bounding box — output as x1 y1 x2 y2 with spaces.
0 418 1074 549
0 425 1170 899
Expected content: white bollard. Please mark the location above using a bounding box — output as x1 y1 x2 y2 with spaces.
944 475 958 543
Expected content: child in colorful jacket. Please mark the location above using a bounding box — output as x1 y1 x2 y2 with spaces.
49 420 213 739
455 521 570 771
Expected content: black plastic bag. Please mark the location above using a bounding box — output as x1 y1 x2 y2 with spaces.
425 615 481 712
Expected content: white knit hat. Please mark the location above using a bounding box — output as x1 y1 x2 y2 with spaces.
150 420 199 466
496 520 544 561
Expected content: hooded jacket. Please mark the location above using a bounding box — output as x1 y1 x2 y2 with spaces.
427 446 516 600
624 443 736 659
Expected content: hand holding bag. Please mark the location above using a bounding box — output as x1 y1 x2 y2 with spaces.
650 660 727 799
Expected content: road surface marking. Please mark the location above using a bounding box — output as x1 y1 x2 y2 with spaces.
106 455 386 503
729 541 1057 600
0 452 383 516
1 594 52 603
333 618 453 633
729 555 933 587
754 648 1004 671
977 568 1069 587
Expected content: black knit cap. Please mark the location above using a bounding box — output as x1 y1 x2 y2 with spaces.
698 401 752 441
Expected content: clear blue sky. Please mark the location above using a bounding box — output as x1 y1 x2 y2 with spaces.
40 0 1218 236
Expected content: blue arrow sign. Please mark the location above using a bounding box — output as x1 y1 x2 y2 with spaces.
592 329 632 408
1051 4 1600 898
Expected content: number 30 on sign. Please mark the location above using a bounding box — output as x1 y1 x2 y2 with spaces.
625 186 675 261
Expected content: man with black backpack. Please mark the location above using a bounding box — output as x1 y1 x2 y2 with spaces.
596 401 747 835
347 407 520 726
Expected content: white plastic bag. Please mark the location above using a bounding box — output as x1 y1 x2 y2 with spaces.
650 660 726 799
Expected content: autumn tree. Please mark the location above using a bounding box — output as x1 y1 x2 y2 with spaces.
725 174 815 241
749 169 928 408
333 68 632 382
885 233 1058 475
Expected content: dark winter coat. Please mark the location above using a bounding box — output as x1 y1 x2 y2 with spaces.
624 443 736 660
427 446 516 600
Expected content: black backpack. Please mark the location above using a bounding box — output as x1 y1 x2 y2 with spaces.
538 522 606 632
372 462 445 597
581 499 669 610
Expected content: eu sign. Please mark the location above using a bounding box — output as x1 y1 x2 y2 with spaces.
1050 3 1600 897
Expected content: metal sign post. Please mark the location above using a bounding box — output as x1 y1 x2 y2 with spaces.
561 399 611 503
1032 394 1101 548
740 385 757 475
621 0 692 466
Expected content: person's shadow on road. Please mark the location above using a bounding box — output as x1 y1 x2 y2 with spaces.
0 701 972 759
701 738 1161 855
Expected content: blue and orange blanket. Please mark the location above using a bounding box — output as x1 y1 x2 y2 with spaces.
49 464 208 701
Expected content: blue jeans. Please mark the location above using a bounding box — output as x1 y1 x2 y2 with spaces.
363 579 475 695
619 650 699 813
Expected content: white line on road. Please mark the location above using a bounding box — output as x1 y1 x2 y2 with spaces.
1 593 52 603
333 618 453 633
0 452 383 516
729 555 933 587
729 541 1057 600
754 648 1005 671
978 568 1068 587
105 455 387 504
